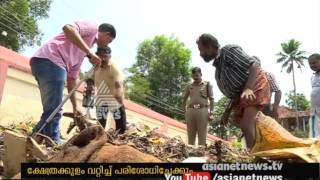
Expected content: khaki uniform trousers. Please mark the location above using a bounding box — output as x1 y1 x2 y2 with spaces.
185 108 209 145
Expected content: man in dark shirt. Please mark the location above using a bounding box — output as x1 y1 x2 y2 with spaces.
196 34 270 149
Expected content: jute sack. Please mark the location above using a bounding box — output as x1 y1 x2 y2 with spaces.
253 140 320 162
251 112 314 153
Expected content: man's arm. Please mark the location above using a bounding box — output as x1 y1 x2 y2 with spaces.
182 86 190 112
114 81 124 105
272 90 282 119
208 83 214 114
63 24 101 66
267 73 282 119
63 24 93 55
111 64 125 105
221 99 236 125
67 77 81 116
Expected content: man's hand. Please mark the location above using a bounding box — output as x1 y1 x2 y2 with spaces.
88 52 102 67
73 107 83 117
241 88 256 101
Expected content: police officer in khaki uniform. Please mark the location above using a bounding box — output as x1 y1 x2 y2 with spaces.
182 67 214 145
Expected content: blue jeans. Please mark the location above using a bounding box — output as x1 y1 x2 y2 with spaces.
30 57 66 142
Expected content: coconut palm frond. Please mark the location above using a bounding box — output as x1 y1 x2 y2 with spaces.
296 50 307 56
276 52 288 63
281 59 291 69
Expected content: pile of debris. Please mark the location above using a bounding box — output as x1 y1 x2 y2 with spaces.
0 120 36 137
38 123 254 163
0 120 254 164
2 112 320 178
105 123 254 163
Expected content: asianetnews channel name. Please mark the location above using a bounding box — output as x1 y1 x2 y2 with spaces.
202 162 283 171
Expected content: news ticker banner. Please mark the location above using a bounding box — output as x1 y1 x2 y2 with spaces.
21 163 319 179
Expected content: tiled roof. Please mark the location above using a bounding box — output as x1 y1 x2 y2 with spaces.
278 106 310 119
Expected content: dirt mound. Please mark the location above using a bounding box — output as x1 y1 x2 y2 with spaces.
48 125 161 163
89 144 161 162
48 125 107 162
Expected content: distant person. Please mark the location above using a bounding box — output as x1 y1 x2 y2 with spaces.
308 53 320 138
30 21 116 144
87 46 126 133
253 56 282 119
196 34 270 149
182 67 214 145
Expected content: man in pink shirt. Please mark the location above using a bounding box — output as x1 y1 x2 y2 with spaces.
30 21 116 144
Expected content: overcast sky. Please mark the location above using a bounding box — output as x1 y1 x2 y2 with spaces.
22 0 320 105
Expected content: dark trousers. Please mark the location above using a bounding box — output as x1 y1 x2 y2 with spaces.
96 105 127 133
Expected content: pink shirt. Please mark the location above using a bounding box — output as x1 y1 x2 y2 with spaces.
33 21 98 79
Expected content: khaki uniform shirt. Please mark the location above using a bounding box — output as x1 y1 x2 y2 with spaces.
185 81 213 106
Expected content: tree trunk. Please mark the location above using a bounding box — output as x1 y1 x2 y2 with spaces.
291 60 299 123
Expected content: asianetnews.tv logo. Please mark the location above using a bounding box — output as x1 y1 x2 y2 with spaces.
165 172 211 180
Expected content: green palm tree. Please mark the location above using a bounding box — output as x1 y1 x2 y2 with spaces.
276 39 307 121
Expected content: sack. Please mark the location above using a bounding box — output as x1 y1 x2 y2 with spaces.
253 140 320 162
251 112 320 162
251 112 314 153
